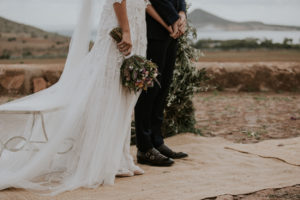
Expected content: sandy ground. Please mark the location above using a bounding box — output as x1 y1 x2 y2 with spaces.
199 50 300 62
2 92 300 143
194 92 300 199
194 92 300 143
0 32 69 60
0 92 300 199
204 185 300 200
1 49 300 64
0 58 66 64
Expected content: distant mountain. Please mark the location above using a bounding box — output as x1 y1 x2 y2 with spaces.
0 16 70 59
188 9 300 31
0 16 69 39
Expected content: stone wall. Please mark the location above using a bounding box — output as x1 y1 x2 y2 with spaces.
1 62 300 95
196 62 300 92
0 64 63 95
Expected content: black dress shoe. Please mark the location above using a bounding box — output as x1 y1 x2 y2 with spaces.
157 144 188 159
137 148 174 167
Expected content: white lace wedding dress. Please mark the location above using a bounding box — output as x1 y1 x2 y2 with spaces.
0 0 148 195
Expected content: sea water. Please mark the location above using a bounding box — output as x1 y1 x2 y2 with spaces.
196 30 300 44
58 29 300 44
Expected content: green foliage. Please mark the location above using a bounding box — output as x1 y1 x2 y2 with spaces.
193 38 300 50
56 41 64 45
30 32 38 38
161 7 209 137
0 49 11 59
7 37 16 42
22 50 32 58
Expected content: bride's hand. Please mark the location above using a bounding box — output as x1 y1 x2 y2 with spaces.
117 31 132 56
113 0 132 56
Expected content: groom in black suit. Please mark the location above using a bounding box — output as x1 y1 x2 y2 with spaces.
135 0 188 166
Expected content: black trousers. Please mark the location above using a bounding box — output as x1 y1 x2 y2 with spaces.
135 37 178 152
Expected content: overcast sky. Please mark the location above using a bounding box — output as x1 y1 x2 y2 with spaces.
0 0 300 31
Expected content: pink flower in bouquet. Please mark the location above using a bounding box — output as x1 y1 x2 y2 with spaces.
135 80 142 85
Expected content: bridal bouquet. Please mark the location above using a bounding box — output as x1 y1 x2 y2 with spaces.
110 27 160 93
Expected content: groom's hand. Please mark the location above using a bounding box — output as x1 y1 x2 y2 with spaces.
170 19 180 39
178 11 187 35
170 11 187 39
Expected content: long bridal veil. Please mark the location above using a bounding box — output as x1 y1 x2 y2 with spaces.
0 0 100 112
0 0 117 195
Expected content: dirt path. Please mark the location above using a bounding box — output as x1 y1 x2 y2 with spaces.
194 92 300 143
1 50 299 64
199 50 300 62
204 185 300 200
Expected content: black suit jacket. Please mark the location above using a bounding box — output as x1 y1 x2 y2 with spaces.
147 0 186 40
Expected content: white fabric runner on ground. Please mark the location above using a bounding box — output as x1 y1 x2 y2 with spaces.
0 133 299 200
225 136 300 166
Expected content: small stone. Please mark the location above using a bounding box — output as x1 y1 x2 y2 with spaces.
290 116 297 120
33 77 47 93
44 71 61 85
0 74 25 90
216 194 234 200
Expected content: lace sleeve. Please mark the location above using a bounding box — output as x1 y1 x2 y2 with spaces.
113 0 124 4
144 0 151 6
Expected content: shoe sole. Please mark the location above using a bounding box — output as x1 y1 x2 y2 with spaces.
137 157 174 167
172 155 189 159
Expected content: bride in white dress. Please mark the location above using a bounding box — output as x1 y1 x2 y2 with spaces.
0 0 170 195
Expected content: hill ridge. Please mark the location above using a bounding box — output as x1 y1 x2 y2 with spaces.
188 9 300 31
0 16 68 39
0 16 70 59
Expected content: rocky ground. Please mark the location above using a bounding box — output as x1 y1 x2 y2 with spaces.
194 92 300 143
195 91 300 200
204 185 300 200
